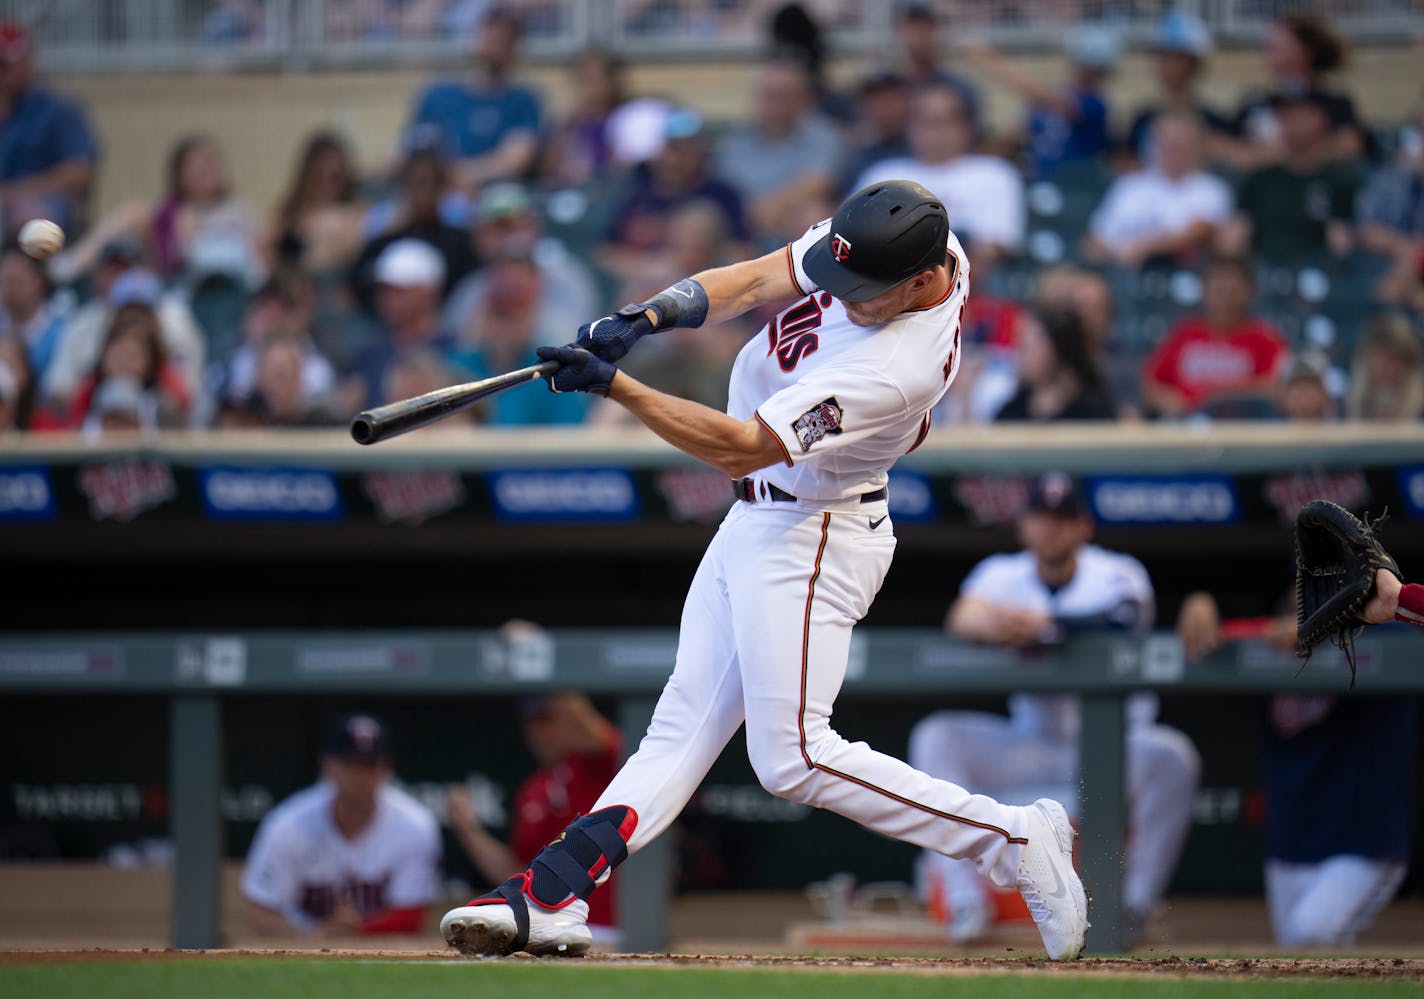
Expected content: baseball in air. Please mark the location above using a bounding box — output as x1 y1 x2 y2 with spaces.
18 218 64 259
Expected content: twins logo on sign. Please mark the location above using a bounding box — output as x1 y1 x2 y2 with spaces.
792 396 843 453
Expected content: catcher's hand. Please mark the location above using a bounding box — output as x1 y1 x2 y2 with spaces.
1294 500 1401 683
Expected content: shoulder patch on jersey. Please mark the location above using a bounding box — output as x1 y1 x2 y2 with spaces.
792 397 843 453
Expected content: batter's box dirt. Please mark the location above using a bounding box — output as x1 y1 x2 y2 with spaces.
1 950 1421 981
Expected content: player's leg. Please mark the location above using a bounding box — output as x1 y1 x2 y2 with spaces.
909 711 1067 941
443 523 747 955
1270 854 1406 947
1122 724 1201 933
729 510 1084 958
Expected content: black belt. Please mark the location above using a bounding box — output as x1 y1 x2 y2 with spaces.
732 478 887 505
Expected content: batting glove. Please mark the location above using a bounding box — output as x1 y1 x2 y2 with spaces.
536 345 617 397
575 304 654 362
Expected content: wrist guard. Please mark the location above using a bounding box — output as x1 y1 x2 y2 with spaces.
641 278 710 331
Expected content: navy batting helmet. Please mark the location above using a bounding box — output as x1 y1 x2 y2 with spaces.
802 179 950 302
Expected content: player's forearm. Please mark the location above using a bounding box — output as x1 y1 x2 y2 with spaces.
609 373 782 478
690 248 799 326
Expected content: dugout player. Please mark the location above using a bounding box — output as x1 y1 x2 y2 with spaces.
241 714 441 937
911 474 1199 947
441 180 1089 961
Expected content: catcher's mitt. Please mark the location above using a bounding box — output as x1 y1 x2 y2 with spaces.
1294 500 1401 684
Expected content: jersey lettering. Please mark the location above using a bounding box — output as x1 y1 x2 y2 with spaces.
768 293 833 372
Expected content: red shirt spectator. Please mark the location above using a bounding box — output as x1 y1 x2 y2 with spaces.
1144 256 1288 416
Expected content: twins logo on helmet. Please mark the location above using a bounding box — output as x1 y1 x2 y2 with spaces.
830 233 852 262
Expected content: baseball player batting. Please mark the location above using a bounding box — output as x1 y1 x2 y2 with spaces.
440 180 1088 961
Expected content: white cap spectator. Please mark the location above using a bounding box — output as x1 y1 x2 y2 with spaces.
107 269 163 309
1156 11 1212 58
373 238 446 289
1068 26 1121 72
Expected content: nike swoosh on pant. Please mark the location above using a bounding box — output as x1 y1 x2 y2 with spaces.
868 516 887 530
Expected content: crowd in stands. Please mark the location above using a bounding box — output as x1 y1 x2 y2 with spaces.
0 3 1421 436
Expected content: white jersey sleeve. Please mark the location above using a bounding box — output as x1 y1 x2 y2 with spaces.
755 364 912 466
240 805 305 919
785 218 831 297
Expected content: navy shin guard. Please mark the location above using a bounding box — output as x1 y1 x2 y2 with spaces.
526 805 637 908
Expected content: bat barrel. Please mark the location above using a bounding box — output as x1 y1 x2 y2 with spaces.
349 360 561 445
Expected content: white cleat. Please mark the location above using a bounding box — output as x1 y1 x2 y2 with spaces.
441 897 592 958
1016 798 1089 961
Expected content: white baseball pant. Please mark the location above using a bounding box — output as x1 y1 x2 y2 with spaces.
909 709 1200 916
592 502 1032 888
1266 855 1405 947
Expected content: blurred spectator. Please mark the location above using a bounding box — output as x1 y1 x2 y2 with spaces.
1084 112 1232 270
353 148 477 312
405 6 542 193
914 474 1198 945
853 82 1024 266
43 249 204 410
1124 12 1230 166
266 131 367 276
0 22 98 234
1358 98 1424 309
1219 91 1362 264
0 332 33 431
58 135 261 289
601 110 750 283
894 3 981 136
959 26 1117 177
540 49 627 186
447 181 598 342
243 336 340 428
768 4 852 125
0 243 65 385
52 303 191 433
448 253 585 425
216 275 337 424
242 714 441 938
838 69 911 197
1276 351 1336 422
1345 314 1424 422
448 688 624 945
713 56 844 243
348 238 454 411
1033 264 1115 355
993 307 1115 422
1225 14 1365 170
202 0 261 45
1142 256 1288 418
153 135 262 286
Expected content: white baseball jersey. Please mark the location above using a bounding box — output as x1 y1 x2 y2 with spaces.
727 218 969 503
592 216 1047 898
241 781 441 929
960 545 1156 740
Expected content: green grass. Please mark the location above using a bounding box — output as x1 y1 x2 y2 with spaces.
0 958 1419 999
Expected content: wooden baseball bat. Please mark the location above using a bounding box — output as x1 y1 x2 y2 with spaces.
350 360 560 445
